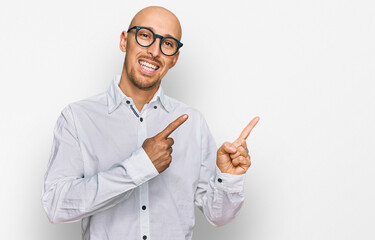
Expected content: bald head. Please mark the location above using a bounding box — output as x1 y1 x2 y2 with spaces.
129 6 182 40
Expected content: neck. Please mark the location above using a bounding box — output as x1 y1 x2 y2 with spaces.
118 69 159 112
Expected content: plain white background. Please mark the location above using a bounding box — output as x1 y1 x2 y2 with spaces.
1 0 374 239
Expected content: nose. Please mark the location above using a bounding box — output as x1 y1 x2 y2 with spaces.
146 37 162 57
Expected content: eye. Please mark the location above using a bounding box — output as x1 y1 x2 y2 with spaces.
163 40 174 48
141 33 150 38
137 29 153 40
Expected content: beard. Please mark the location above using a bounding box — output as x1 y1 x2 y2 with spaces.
128 70 160 90
125 55 163 90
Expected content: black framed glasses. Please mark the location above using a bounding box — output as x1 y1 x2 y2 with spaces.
127 26 183 56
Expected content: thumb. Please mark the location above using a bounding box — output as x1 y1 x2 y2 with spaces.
218 142 237 155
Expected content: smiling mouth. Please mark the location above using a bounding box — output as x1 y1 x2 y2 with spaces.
138 60 160 72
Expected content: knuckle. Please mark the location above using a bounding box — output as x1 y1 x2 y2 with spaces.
223 141 231 146
240 147 246 154
156 143 163 150
161 142 169 150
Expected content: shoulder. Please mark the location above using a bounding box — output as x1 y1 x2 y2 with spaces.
165 95 205 121
163 95 211 132
60 92 107 118
70 92 107 110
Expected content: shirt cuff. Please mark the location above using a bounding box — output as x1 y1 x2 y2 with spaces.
122 147 159 186
214 166 245 193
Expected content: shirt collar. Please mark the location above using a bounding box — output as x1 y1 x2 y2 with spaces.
107 75 172 114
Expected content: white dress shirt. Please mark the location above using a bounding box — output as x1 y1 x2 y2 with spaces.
42 75 246 240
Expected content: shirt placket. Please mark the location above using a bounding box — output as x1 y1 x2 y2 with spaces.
134 104 150 240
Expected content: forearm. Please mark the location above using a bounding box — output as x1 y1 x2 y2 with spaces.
42 147 158 223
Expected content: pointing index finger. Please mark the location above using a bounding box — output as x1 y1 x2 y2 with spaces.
157 114 188 139
238 116 260 140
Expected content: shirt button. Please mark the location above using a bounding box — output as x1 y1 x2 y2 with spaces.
140 117 143 122
142 205 146 210
154 106 157 109
126 100 130 104
218 178 223 183
143 235 147 240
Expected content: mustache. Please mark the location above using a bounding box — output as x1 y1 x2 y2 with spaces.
138 55 162 66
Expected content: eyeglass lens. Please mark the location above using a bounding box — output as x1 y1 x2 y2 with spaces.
136 28 178 56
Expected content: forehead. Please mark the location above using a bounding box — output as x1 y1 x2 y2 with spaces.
130 10 181 40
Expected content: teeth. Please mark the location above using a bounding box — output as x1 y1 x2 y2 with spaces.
142 65 155 71
139 61 158 70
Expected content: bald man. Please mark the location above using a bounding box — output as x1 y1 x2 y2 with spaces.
42 6 259 240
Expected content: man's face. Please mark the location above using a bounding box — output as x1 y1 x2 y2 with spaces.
120 8 181 90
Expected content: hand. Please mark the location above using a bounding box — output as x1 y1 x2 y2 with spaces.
143 114 188 173
217 117 260 175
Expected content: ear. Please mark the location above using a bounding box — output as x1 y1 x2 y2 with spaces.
169 51 180 69
119 31 128 53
